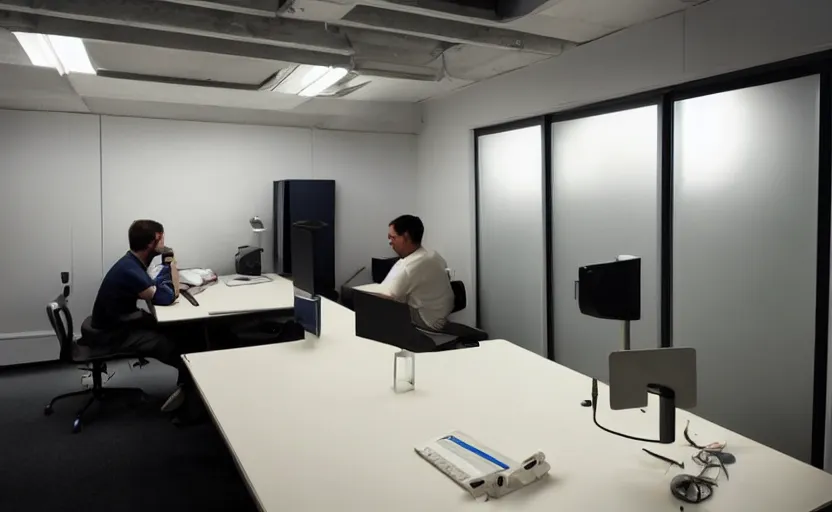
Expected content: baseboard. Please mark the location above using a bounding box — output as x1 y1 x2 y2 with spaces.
0 333 60 367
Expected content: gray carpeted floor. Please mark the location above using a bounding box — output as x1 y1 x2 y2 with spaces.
0 359 257 512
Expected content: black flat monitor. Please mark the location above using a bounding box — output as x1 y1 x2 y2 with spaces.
578 257 640 321
291 220 329 297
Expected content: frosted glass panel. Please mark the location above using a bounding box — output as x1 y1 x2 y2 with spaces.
674 75 820 462
478 125 547 356
551 106 660 382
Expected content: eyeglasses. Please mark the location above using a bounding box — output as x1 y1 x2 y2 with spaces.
643 421 736 504
669 421 735 504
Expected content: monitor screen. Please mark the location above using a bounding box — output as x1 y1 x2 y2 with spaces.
291 220 328 297
294 294 321 336
578 257 640 321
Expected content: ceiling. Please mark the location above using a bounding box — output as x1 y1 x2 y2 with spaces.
0 0 706 132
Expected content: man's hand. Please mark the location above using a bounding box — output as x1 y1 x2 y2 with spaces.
160 246 175 265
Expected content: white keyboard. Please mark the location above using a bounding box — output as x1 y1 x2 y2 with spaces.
419 447 471 484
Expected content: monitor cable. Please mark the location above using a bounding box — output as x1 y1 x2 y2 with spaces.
590 378 665 444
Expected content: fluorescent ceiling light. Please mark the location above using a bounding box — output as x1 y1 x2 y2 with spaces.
13 32 61 70
13 32 95 75
272 64 348 97
49 35 95 74
299 67 347 97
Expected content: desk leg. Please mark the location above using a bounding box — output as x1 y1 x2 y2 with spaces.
203 323 212 351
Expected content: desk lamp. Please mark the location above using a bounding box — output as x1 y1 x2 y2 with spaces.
234 217 266 276
577 255 696 444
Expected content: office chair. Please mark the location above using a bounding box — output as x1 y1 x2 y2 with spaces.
45 292 147 433
371 256 399 284
450 281 466 313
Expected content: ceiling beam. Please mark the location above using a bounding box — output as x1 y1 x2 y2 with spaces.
97 69 262 89
155 0 280 17
0 12 352 67
339 5 572 55
0 0 351 54
374 0 498 21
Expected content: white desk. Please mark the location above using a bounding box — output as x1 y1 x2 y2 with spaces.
352 282 383 294
154 274 295 323
183 298 832 512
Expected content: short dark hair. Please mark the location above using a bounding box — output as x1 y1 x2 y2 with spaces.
129 220 164 251
389 215 424 245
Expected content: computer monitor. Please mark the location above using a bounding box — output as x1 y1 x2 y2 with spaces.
291 220 329 297
291 220 329 335
294 294 321 336
578 257 640 321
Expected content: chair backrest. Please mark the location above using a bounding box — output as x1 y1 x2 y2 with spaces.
451 281 466 313
46 294 75 362
354 291 435 353
371 257 399 284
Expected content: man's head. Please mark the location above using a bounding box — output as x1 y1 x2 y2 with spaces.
129 219 165 256
388 214 424 257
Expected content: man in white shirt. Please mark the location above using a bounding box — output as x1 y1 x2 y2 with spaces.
379 215 455 330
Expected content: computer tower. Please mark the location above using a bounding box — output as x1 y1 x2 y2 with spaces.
274 179 335 291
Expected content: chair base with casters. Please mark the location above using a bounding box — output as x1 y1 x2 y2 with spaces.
44 357 149 434
46 291 151 434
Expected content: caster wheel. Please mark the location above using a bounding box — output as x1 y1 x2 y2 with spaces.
72 418 82 434
44 405 53 416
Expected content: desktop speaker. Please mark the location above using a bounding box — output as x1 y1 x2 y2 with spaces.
578 258 640 321
274 180 335 290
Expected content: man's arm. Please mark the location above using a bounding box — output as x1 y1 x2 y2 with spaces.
138 285 157 301
168 260 181 300
380 268 410 302
160 247 180 299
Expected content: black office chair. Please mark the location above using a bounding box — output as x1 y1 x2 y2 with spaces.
371 256 399 284
441 280 488 344
45 292 147 433
450 280 466 313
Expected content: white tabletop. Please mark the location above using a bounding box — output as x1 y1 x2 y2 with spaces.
154 274 295 323
183 298 832 512
353 282 383 294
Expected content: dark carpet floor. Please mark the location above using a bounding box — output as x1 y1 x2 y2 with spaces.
0 359 257 512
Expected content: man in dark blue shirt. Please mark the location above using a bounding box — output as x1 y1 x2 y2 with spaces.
90 220 191 414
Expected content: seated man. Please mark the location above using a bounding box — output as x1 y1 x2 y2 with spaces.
90 219 191 415
378 215 455 331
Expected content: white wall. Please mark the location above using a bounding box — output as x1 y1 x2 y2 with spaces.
1 112 416 366
417 0 832 328
101 118 416 287
310 130 416 286
0 110 101 365
101 116 313 275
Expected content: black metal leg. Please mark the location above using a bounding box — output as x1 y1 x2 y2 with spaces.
46 389 94 410
72 394 97 433
46 360 147 432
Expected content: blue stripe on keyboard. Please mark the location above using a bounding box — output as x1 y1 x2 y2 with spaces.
443 436 510 470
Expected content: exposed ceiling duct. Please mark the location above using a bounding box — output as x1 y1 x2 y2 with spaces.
0 0 573 80
0 0 707 127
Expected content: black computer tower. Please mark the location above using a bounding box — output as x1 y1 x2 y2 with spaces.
274 180 335 292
